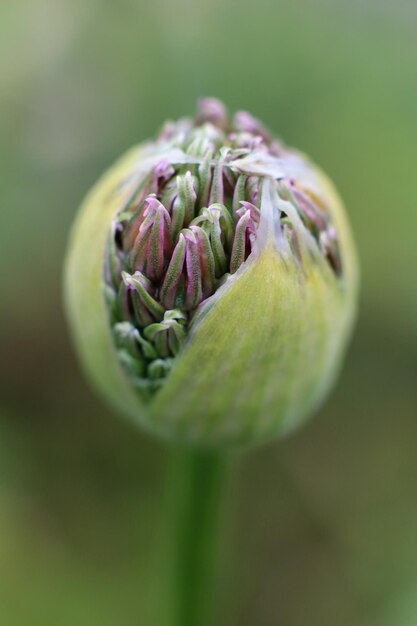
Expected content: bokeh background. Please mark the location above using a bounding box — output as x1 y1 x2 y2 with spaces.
1 0 417 624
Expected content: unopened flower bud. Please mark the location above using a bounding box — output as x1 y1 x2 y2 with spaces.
65 98 358 447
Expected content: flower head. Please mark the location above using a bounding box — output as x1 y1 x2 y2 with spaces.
65 99 358 447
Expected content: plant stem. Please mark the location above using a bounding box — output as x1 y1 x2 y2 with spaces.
158 448 230 626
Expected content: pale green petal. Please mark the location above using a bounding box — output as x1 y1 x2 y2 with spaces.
149 168 358 447
151 242 356 447
64 145 150 426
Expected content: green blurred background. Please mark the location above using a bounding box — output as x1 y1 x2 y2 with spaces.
1 0 417 624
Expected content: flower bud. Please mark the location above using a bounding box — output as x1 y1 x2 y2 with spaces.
64 99 358 447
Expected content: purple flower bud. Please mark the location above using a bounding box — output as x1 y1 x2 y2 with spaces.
97 100 351 399
66 98 358 446
195 98 228 129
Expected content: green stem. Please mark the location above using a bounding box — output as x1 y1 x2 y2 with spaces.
158 449 230 626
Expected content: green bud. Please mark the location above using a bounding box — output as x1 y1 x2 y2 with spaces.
64 98 358 447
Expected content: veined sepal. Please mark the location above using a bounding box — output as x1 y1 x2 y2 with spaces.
148 173 357 447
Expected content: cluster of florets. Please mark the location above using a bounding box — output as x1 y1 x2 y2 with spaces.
104 99 341 397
